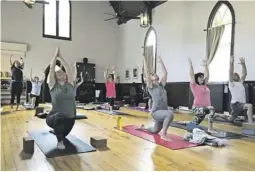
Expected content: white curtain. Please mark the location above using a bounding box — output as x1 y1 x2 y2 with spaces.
206 25 225 64
144 45 154 73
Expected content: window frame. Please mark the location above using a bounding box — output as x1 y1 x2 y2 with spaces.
207 1 235 56
42 0 72 41
144 26 157 73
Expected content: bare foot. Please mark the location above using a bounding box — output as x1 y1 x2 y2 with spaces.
161 135 172 142
136 124 145 131
57 141 65 150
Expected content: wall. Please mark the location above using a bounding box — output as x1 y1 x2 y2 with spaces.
117 1 255 83
1 1 119 82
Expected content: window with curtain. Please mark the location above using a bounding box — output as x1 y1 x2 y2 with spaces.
208 1 235 82
144 27 157 73
43 0 71 40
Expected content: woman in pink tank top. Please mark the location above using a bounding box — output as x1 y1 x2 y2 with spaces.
185 58 216 133
104 66 116 113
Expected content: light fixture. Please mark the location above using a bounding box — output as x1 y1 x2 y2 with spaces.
140 11 149 28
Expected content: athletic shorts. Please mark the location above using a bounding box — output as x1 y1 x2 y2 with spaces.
230 102 246 117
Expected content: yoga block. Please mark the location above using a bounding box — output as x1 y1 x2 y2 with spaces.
90 136 107 148
35 107 44 115
242 123 255 130
242 129 255 136
23 137 34 154
211 132 226 138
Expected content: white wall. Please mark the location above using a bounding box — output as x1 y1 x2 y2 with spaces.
117 1 255 83
1 1 119 82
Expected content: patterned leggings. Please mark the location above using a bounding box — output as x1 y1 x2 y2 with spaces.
191 106 215 125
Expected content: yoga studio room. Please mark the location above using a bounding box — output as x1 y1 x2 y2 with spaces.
1 0 255 171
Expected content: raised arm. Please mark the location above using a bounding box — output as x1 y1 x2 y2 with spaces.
20 58 24 69
76 72 84 88
10 55 13 67
143 56 152 88
58 50 74 86
72 63 77 82
158 56 167 86
188 58 196 84
240 57 247 83
112 66 117 83
104 66 109 82
47 47 59 90
229 55 234 82
202 60 209 85
30 68 35 82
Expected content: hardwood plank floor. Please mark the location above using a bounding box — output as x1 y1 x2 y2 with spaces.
1 105 255 171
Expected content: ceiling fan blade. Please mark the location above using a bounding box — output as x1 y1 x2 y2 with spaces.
104 17 117 21
104 13 116 16
123 16 140 19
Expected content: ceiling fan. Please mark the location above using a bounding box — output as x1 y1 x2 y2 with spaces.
23 0 49 9
104 2 140 23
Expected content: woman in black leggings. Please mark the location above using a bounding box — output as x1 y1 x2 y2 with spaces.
10 55 24 110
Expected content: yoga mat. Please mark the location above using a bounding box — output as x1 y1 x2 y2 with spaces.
75 114 88 120
116 125 198 150
127 107 149 112
96 109 129 115
170 121 245 139
28 130 96 158
213 118 243 127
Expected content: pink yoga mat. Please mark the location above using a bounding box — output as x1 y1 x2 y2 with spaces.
119 125 198 150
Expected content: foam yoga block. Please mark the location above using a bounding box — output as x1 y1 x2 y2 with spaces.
35 107 44 115
90 136 107 148
23 137 34 154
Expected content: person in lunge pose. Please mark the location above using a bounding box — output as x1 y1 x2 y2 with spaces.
104 66 117 114
29 68 44 108
10 55 24 111
46 47 76 150
141 61 152 110
186 58 216 133
139 55 174 141
214 56 253 123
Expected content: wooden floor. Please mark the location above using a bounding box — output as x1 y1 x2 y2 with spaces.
1 105 255 171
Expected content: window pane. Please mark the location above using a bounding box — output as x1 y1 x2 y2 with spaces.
44 0 56 36
58 0 70 38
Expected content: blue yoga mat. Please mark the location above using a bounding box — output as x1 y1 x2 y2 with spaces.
28 130 96 158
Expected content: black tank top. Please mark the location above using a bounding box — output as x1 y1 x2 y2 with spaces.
11 66 23 82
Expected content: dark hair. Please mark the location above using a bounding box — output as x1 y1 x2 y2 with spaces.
194 72 204 85
44 60 66 81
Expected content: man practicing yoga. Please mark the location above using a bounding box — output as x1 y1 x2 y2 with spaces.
10 55 24 111
104 66 117 114
214 56 253 123
29 68 44 108
185 58 216 133
139 55 174 141
46 47 76 150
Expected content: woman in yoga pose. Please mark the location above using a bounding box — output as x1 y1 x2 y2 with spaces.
29 68 44 108
104 66 116 113
46 47 76 150
139 55 174 141
10 55 24 110
187 58 216 133
215 56 253 123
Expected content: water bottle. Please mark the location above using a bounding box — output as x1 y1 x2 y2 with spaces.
117 117 123 130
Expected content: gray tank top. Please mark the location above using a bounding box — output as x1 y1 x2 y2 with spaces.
50 83 76 118
148 83 168 113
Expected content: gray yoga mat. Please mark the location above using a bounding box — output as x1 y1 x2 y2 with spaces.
28 130 96 158
170 121 245 139
212 117 243 127
95 109 129 115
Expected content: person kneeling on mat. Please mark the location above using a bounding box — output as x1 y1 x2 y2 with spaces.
46 47 76 150
139 54 174 142
186 58 216 133
214 56 253 123
29 68 44 108
104 66 117 114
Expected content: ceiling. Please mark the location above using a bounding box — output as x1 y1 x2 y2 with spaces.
108 1 166 25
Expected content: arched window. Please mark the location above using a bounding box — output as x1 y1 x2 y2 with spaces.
144 27 157 73
207 1 235 82
43 0 71 40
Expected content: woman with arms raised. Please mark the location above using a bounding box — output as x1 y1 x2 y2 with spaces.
46 47 76 150
139 55 174 142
